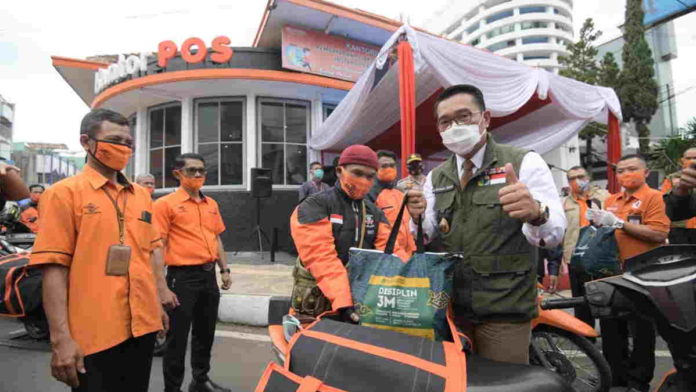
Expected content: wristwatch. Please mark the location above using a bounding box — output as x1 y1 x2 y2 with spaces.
529 200 549 226
615 219 625 229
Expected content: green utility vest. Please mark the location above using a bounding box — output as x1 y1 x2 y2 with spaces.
431 136 538 322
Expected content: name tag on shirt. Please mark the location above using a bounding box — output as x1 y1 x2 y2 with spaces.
478 166 507 186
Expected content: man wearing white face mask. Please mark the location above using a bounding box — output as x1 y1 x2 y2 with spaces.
405 84 565 364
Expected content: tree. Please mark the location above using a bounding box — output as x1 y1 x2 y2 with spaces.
619 0 659 154
558 18 605 168
649 118 696 175
598 52 620 88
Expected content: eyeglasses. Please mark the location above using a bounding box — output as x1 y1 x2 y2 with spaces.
181 168 207 176
437 111 482 131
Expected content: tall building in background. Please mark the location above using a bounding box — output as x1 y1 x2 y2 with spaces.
424 0 574 73
0 95 15 160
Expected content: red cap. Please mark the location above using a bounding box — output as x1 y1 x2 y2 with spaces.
338 145 379 170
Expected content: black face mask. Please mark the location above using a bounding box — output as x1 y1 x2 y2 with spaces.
408 164 423 176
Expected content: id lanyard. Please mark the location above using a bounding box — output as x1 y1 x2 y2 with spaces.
102 188 128 244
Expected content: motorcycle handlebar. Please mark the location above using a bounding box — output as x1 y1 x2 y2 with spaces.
541 297 586 310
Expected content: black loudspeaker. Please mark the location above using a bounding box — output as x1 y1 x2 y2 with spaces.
251 168 272 198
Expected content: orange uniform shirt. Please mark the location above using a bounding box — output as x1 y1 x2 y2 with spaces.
604 184 670 261
29 165 163 356
374 188 416 256
19 206 40 233
153 187 226 266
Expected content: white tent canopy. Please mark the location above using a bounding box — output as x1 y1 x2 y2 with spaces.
310 25 622 155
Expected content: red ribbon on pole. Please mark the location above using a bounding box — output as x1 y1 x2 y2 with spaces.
607 112 621 193
398 40 416 177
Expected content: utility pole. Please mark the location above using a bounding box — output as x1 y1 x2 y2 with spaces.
665 83 674 136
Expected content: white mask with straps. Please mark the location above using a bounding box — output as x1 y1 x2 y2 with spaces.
440 116 485 156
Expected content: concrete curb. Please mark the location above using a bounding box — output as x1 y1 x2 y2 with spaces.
218 293 271 326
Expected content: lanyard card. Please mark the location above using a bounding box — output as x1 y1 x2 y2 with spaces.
105 244 132 276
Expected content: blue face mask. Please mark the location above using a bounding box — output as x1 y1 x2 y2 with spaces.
313 169 324 180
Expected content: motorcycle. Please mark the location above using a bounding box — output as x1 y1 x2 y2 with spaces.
541 245 696 392
266 293 607 392
531 287 611 392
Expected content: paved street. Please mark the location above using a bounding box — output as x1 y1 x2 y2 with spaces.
0 316 675 391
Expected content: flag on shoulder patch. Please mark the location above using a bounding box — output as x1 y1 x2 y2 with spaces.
330 214 344 224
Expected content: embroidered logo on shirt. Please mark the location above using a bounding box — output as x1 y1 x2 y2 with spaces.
330 214 343 224
478 166 507 186
176 205 187 214
83 203 101 215
632 200 642 209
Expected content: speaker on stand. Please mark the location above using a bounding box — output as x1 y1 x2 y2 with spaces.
244 168 273 260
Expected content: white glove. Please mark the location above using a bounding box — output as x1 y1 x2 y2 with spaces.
586 209 623 228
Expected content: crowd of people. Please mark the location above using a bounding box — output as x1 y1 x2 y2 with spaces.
8 84 696 391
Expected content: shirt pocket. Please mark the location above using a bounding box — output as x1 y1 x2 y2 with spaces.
471 186 504 232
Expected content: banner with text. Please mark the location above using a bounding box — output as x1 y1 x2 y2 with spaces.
281 25 379 82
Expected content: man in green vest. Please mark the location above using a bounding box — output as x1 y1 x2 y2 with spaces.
406 84 565 364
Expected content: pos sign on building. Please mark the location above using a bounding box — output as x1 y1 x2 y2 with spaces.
93 36 234 94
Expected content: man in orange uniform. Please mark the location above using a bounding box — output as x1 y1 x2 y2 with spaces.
290 145 408 322
18 184 44 233
587 154 670 392
154 153 232 392
29 109 172 392
368 150 416 255
660 147 696 244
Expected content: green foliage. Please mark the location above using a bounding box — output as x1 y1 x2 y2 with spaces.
619 0 659 154
648 136 696 174
598 52 621 89
559 18 601 84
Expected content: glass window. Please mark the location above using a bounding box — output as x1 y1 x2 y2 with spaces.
323 104 336 120
471 38 481 46
522 36 549 44
521 21 548 30
520 6 547 14
486 24 515 39
487 40 516 52
486 10 513 24
259 99 311 186
523 54 550 60
465 22 480 34
195 98 245 186
555 23 572 32
553 8 570 18
148 103 182 188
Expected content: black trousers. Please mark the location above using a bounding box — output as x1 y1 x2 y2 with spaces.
601 317 656 391
668 228 696 245
73 333 156 392
163 265 220 392
568 263 595 328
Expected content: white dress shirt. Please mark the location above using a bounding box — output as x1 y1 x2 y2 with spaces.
415 143 566 249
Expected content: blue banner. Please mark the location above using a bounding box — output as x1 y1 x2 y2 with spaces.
643 0 696 26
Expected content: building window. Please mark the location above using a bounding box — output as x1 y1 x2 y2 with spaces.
465 22 480 34
553 8 571 18
486 23 515 39
555 23 572 33
519 6 547 14
148 103 182 188
522 36 549 44
471 38 481 46
487 40 516 52
523 55 551 60
258 98 310 186
323 104 336 121
521 21 548 30
486 10 513 24
195 98 245 186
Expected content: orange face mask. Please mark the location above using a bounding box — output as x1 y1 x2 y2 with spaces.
618 171 645 190
91 139 132 171
179 176 205 192
30 193 41 203
340 170 373 200
146 187 155 195
682 158 696 170
377 167 397 183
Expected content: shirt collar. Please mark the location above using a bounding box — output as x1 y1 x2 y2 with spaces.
172 186 208 203
455 142 487 171
83 165 134 193
617 183 649 201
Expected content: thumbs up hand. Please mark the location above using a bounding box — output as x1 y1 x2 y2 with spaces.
498 163 542 223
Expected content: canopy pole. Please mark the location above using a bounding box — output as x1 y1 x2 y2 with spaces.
607 112 621 193
398 39 416 177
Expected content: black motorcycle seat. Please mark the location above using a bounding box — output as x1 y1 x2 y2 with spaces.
467 354 572 392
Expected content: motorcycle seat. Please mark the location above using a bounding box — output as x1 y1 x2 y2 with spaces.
467 354 572 392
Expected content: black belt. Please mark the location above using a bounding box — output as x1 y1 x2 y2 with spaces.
168 262 216 271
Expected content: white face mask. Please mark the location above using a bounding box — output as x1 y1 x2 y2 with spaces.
440 117 484 156
577 179 590 193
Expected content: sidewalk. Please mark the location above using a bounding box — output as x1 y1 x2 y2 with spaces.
216 252 295 326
